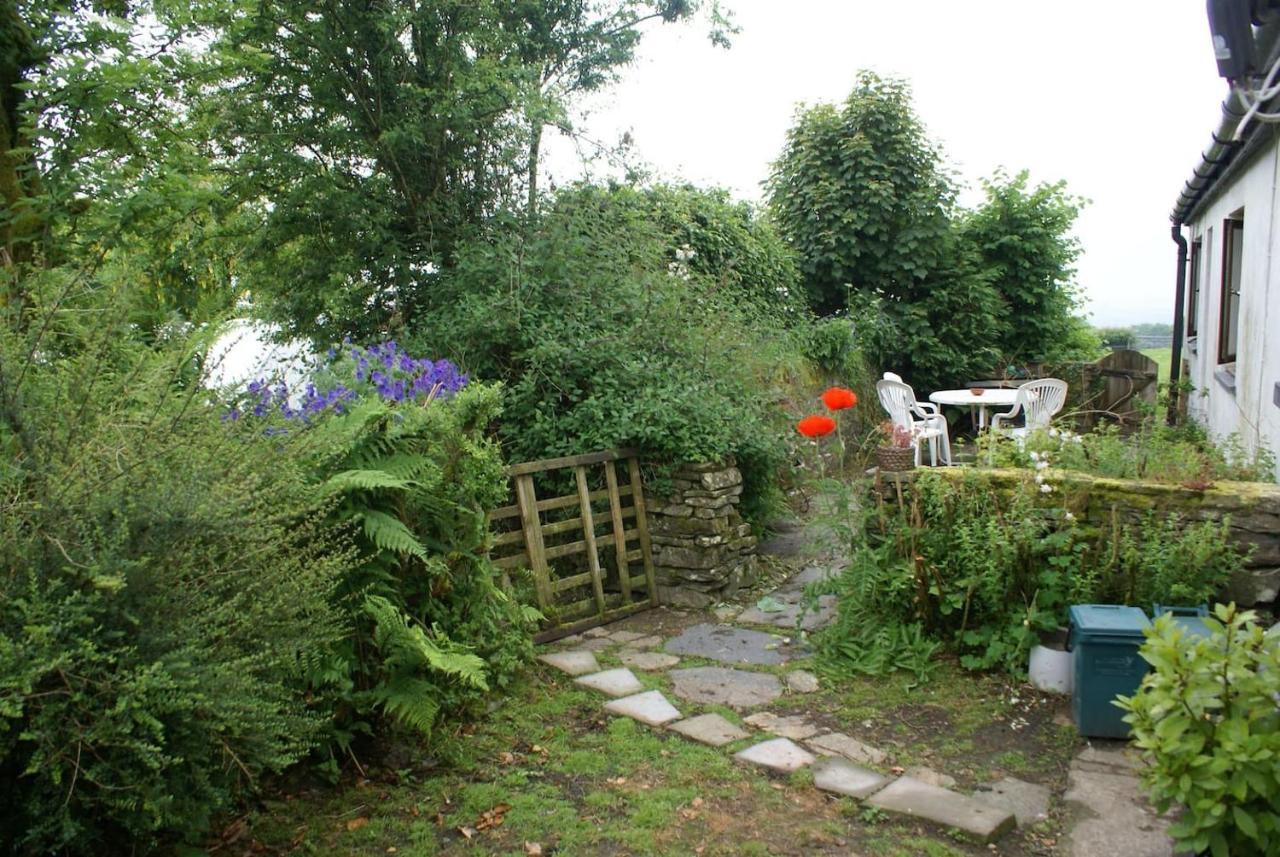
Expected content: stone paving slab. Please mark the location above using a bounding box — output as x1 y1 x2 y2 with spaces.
734 738 816 773
619 650 680 671
812 757 890 800
628 635 663 649
609 630 645 643
669 666 783 709
663 623 791 666
574 668 644 698
537 650 601 676
974 777 1050 827
806 732 888 766
866 777 1016 843
603 690 682 727
743 712 822 741
905 766 956 789
667 713 749 747
737 594 837 630
1063 748 1171 857
785 565 842 587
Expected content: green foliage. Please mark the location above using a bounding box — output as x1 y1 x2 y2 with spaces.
0 306 348 852
1095 326 1137 349
1120 605 1280 857
301 384 535 744
960 170 1090 362
414 183 807 523
767 74 1090 389
819 471 1247 679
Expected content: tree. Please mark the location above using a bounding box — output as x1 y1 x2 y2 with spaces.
960 169 1089 362
766 72 1001 388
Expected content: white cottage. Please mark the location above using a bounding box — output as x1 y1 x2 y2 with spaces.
1172 6 1280 480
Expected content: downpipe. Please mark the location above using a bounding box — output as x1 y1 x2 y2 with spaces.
1167 224 1189 426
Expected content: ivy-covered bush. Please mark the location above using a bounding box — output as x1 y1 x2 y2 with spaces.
815 471 1246 678
1120 605 1280 857
0 322 350 852
414 182 810 523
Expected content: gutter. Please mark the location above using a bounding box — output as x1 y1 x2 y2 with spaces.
1167 226 1189 426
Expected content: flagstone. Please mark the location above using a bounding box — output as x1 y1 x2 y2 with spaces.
812 757 890 800
866 777 1016 843
536 650 601 676
619 650 680 671
574 668 644 698
603 690 682 727
669 666 783 709
733 738 816 773
743 712 822 740
806 732 888 766
667 713 749 747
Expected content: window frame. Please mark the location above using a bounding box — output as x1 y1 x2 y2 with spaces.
1218 215 1244 365
1186 237 1201 338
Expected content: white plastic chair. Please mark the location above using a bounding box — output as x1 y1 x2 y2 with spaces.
990 378 1068 440
876 378 952 466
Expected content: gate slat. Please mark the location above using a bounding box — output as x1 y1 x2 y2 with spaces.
574 466 608 617
604 460 634 602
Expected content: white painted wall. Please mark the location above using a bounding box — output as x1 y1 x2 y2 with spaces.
1183 141 1280 481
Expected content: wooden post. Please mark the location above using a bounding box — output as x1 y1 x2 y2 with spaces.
604 460 633 602
627 457 659 606
515 474 553 610
575 466 608 616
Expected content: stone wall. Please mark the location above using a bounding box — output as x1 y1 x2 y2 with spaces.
926 468 1280 608
646 460 758 608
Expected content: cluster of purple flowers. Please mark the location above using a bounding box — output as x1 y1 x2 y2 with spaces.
226 341 467 423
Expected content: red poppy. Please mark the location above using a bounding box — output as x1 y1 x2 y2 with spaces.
796 415 837 438
822 386 858 411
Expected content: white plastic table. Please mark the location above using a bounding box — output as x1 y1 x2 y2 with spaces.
928 388 1019 432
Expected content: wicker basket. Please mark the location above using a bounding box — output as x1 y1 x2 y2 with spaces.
876 445 916 473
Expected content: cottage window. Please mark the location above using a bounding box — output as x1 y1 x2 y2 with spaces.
1219 215 1243 364
1187 238 1202 338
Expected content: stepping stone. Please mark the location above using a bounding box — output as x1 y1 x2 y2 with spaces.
664 624 791 666
619 650 680 671
905 766 956 789
712 605 741 622
584 627 611 638
734 738 816 773
609 630 645 643
812 757 890 800
574 668 644 698
604 690 681 727
668 713 749 747
669 666 783 709
975 777 1051 827
866 777 1016 843
574 637 615 652
785 669 820 693
1063 747 1172 856
806 732 888 766
743 712 822 740
628 635 662 649
537 650 601 676
787 565 842 586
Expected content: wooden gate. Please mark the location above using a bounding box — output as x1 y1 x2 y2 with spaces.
489 448 658 640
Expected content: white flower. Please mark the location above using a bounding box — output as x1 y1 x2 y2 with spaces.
1028 451 1040 462
1040 483 1053 493
1048 427 1060 438
1034 472 1044 484
1035 459 1049 470
1064 511 1075 521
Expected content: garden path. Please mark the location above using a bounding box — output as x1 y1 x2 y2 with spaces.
538 510 1174 855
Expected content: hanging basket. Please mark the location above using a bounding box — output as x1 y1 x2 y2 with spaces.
876 445 915 473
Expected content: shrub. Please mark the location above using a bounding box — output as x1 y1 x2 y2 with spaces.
0 323 349 852
1120 605 1280 857
413 183 807 524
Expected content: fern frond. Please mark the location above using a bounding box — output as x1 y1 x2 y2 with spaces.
325 469 413 493
364 596 489 690
369 676 441 734
357 510 429 560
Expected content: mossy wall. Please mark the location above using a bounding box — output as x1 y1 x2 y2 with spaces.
932 468 1280 607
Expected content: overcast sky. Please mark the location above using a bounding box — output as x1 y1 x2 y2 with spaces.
543 1 1230 327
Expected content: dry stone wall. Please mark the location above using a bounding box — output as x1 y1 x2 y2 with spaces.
646 460 758 608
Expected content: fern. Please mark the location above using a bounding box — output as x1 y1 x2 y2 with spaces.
357 510 429 560
364 595 488 690
324 469 414 493
368 677 442 735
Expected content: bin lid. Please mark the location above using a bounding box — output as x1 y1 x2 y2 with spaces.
1069 604 1150 639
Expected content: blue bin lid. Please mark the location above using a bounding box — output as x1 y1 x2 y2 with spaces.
1069 604 1150 639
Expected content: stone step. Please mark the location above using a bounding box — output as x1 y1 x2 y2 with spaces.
574 668 644 698
619 650 680 671
743 712 821 741
864 776 1016 843
667 713 750 747
812 757 890 800
669 666 782 709
603 690 682 727
805 732 888 766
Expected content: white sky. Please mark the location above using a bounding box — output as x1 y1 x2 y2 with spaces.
543 1 1229 327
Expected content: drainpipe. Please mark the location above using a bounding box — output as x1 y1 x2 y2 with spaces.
1167 224 1189 426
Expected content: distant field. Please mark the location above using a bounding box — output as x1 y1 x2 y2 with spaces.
1140 347 1172 384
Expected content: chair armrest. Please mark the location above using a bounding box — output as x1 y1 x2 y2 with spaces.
989 401 1022 430
914 402 941 417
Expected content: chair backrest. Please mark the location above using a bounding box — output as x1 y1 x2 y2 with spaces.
882 371 903 383
876 379 918 431
1018 378 1068 429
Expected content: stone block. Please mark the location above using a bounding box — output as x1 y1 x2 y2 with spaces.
694 506 732 519
604 690 682 726
655 585 715 609
866 777 1016 843
1226 565 1280 605
734 738 815 773
700 467 743 491
669 666 783 709
743 712 822 740
685 495 733 510
667 713 750 747
785 670 820 693
657 504 694 517
806 732 887 766
664 624 790 666
619 650 680 671
812 757 890 800
974 777 1050 827
905 766 956 789
652 545 725 570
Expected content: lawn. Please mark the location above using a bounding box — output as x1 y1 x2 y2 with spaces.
1139 347 1171 385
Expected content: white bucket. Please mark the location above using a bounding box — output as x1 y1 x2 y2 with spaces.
1029 643 1074 694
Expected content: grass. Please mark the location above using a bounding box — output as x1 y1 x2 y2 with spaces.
1139 347 1171 385
228 651 1082 856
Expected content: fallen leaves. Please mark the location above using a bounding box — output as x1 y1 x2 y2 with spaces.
475 803 511 832
345 817 368 832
